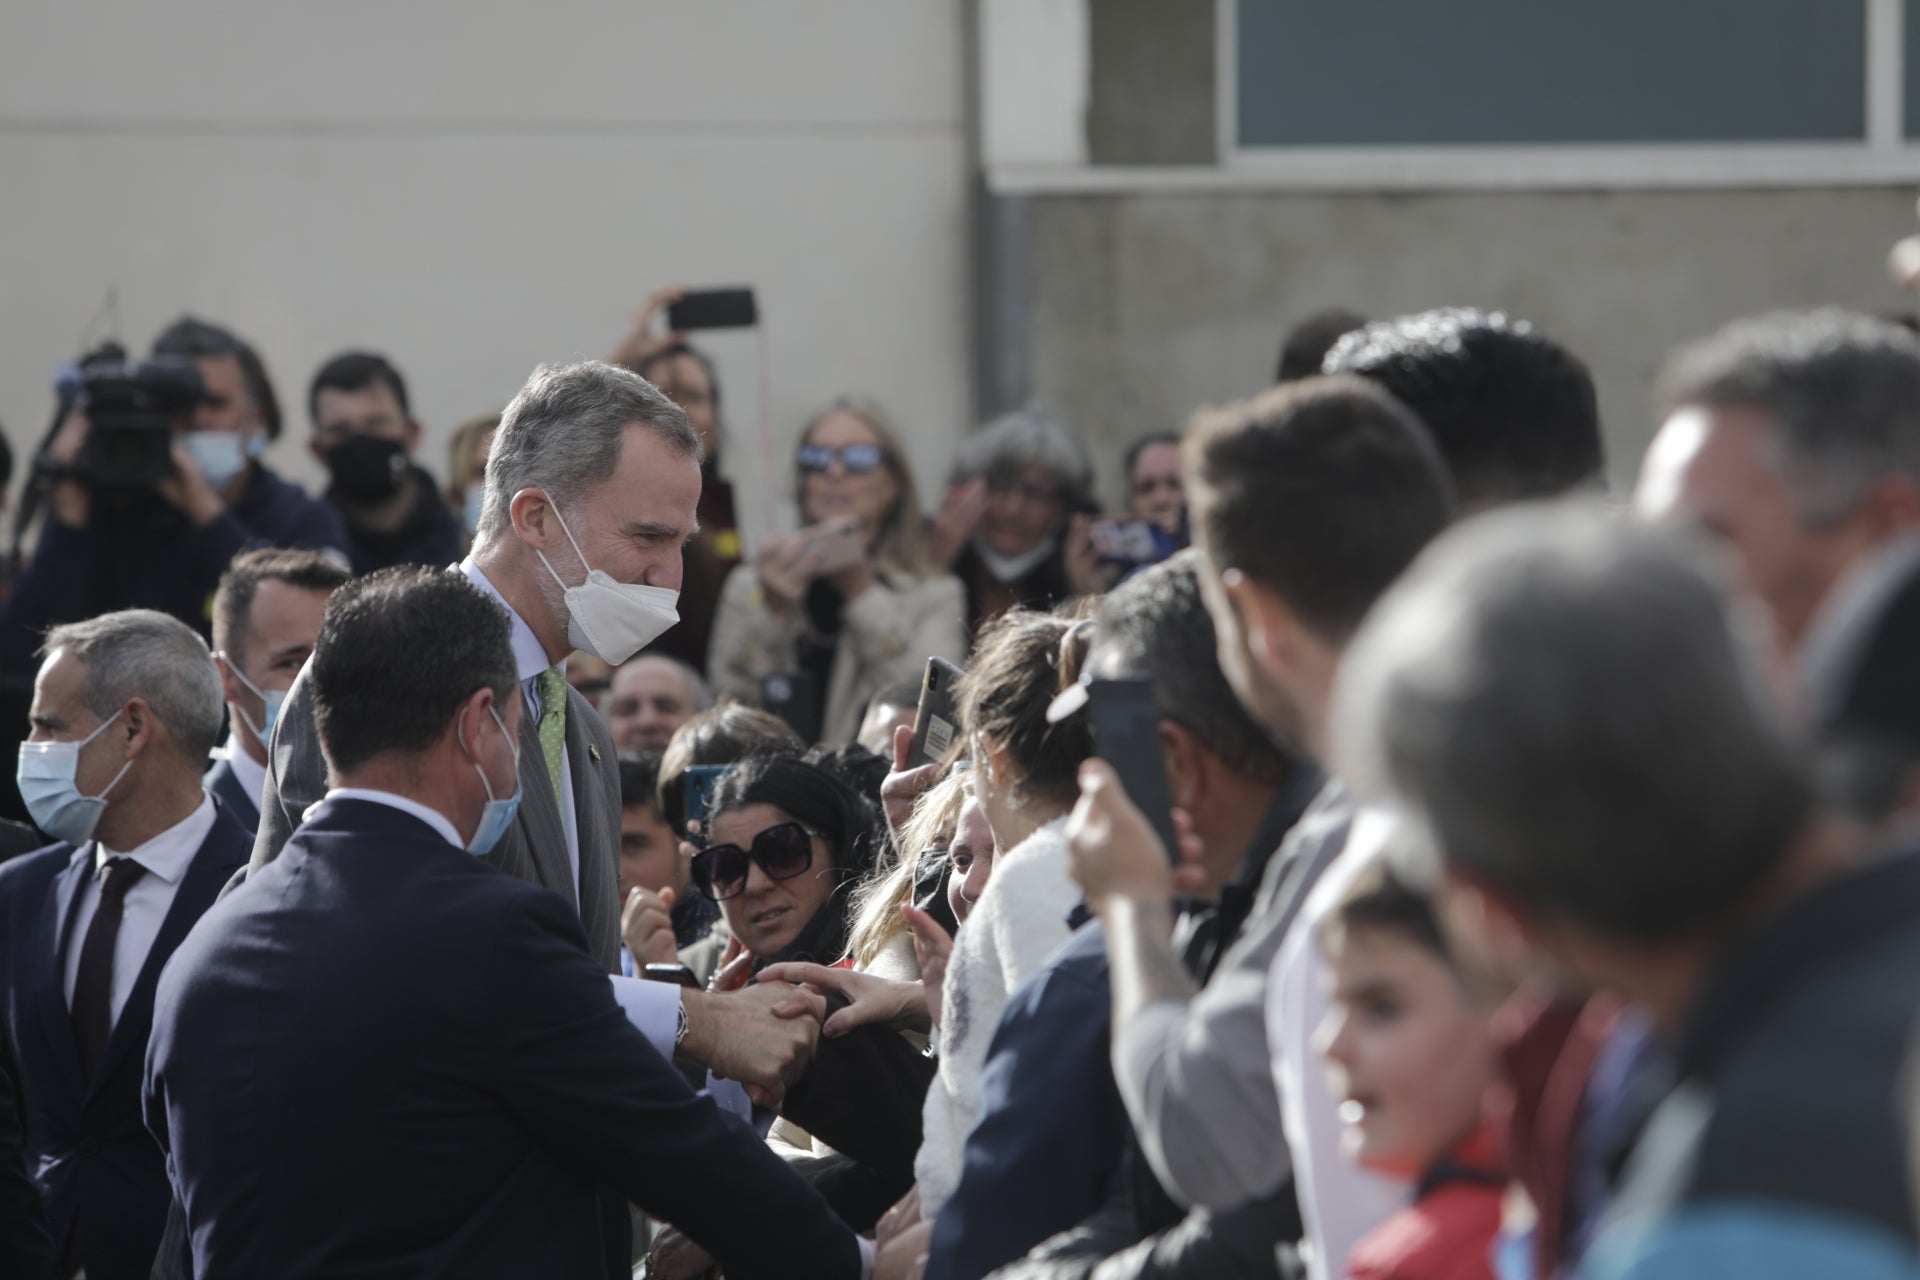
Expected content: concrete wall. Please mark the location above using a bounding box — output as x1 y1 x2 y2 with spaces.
1019 186 1920 506
0 1 969 545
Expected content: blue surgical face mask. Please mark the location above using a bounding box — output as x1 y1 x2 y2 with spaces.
16 710 132 846
181 430 251 490
463 488 485 536
223 659 286 749
467 704 521 856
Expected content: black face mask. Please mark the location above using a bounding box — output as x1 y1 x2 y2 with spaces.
324 435 408 503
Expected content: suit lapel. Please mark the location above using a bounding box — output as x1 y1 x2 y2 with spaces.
87 822 245 1099
27 852 90 1111
513 700 576 908
563 689 618 970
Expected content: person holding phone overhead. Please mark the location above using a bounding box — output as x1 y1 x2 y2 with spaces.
708 399 966 746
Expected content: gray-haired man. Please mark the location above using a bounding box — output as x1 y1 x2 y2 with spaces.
0 610 252 1278
251 360 820 1092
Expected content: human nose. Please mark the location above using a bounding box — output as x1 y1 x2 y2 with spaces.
1317 1006 1355 1069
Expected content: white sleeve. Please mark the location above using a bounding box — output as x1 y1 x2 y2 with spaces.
1270 840 1403 1280
606 974 683 1060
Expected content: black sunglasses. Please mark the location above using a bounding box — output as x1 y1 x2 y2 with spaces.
797 443 885 475
690 821 820 901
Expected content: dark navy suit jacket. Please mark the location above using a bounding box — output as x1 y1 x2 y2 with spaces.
201 759 258 835
144 796 860 1280
0 799 251 1280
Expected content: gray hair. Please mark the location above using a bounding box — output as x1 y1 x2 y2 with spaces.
1657 309 1920 527
1332 503 1814 943
41 610 225 762
951 406 1094 509
476 360 701 543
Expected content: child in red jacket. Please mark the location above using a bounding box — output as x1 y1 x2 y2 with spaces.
1317 857 1507 1280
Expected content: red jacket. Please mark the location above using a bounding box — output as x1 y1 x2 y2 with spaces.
1346 1120 1506 1280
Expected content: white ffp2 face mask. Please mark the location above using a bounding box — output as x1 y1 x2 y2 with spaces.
533 504 680 665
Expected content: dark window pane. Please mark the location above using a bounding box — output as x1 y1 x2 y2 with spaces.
1237 0 1866 147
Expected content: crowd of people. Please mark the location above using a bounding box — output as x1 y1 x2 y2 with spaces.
0 280 1918 1280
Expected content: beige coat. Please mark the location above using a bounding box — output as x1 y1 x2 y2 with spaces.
707 562 967 746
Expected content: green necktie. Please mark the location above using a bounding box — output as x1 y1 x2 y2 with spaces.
537 666 567 801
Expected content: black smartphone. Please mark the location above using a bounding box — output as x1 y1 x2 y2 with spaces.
667 287 759 331
642 963 701 989
681 764 732 842
908 656 965 768
1085 677 1179 863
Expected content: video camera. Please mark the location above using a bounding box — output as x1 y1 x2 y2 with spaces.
60 344 205 488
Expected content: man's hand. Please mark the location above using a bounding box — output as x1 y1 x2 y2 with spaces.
678 981 825 1099
927 478 988 569
881 724 940 835
1066 760 1209 914
153 442 226 526
608 284 687 370
755 962 930 1037
621 886 680 968
902 905 952 1035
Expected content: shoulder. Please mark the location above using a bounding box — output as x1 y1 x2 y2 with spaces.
1345 1185 1501 1280
0 843 75 902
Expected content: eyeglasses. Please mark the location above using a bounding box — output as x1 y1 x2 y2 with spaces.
798 443 885 475
690 821 820 901
985 476 1062 505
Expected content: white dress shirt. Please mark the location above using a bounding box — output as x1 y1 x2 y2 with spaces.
460 558 580 890
1268 807 1404 1280
63 793 217 1029
218 732 268 808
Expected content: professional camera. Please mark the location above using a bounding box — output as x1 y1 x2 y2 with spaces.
69 345 205 488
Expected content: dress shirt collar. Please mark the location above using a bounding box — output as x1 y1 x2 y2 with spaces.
461 557 558 685
86 792 217 885
326 787 466 850
220 733 268 805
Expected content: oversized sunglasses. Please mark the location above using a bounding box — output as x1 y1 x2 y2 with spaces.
690 821 819 901
797 443 885 475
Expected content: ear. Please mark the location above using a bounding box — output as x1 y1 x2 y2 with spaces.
212 653 244 708
405 417 423 455
1223 570 1299 676
120 697 158 759
1861 474 1920 540
1160 719 1204 811
454 685 501 762
976 733 1013 793
509 488 556 550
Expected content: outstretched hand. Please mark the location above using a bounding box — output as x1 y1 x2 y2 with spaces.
608 283 687 369
756 961 930 1037
880 724 940 835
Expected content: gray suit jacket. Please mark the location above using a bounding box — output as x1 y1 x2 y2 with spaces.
249 664 624 972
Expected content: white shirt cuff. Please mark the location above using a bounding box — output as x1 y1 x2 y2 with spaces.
857 1234 875 1279
607 974 683 1059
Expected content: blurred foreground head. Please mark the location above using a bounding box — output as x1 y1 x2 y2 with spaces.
1334 505 1815 975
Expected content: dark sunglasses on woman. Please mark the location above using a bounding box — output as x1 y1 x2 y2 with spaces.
797 442 885 475
690 821 820 900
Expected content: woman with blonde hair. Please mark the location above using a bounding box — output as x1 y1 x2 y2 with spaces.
708 398 966 745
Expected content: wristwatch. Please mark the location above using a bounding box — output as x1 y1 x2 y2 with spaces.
674 998 690 1049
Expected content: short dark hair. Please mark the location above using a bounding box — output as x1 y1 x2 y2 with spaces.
957 607 1097 809
308 351 411 424
1325 308 1603 508
708 754 884 879
1321 855 1451 964
620 753 663 813
1276 308 1369 383
1185 375 1454 640
212 549 352 666
153 315 284 441
1088 552 1294 788
310 567 517 775
656 701 805 835
1123 432 1181 483
1656 309 1920 527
